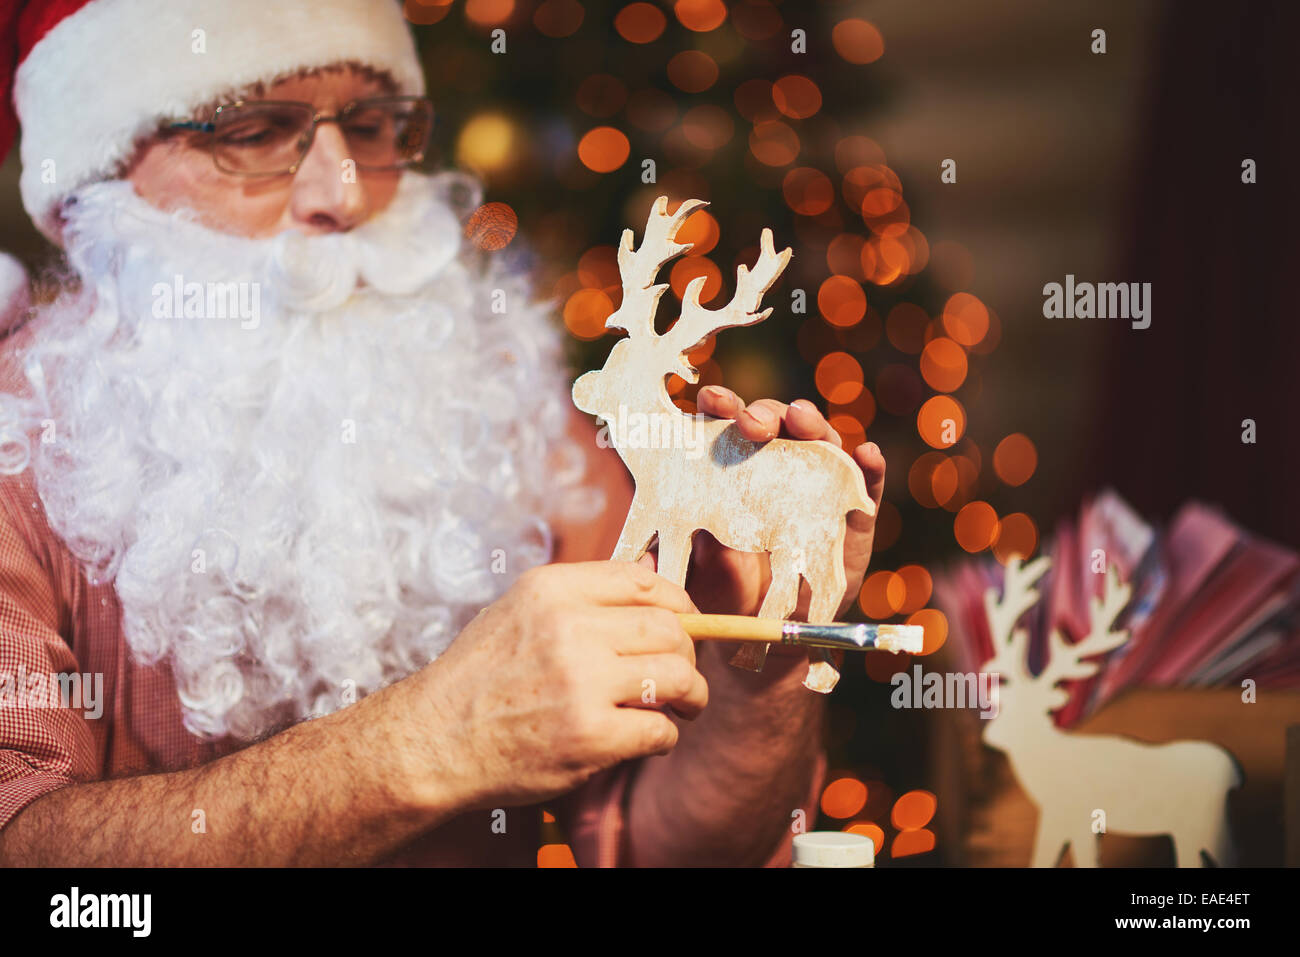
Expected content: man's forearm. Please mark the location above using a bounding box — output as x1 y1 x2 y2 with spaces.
626 643 825 866
0 680 454 866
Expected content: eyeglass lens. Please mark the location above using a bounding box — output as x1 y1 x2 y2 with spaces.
211 99 432 175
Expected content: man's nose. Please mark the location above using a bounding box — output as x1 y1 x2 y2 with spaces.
287 123 368 233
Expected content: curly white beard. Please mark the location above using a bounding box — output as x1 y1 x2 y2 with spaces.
0 171 597 742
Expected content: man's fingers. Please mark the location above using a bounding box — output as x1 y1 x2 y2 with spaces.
589 606 695 663
612 654 709 719
696 385 745 418
542 561 697 613
737 398 787 440
607 707 681 759
786 398 838 444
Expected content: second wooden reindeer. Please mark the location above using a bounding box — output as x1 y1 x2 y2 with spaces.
572 196 876 692
981 555 1241 866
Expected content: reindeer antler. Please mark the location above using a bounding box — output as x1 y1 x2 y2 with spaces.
604 196 708 340
1039 564 1132 688
983 555 1051 679
664 225 792 382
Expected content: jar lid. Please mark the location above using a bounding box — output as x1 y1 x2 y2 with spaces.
792 831 875 867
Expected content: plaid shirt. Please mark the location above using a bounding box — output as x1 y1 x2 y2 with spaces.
0 337 822 866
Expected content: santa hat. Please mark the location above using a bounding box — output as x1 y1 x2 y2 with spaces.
0 0 425 241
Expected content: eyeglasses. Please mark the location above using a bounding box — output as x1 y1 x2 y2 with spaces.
168 95 434 176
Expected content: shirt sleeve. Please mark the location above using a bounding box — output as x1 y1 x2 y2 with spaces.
0 489 97 832
559 745 829 867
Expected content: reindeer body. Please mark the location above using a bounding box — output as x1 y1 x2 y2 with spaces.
573 196 876 690
982 557 1240 866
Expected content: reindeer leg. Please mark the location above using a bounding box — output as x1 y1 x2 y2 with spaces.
655 530 694 589
730 547 801 672
611 498 656 564
800 533 848 693
1030 815 1067 867
1070 825 1100 868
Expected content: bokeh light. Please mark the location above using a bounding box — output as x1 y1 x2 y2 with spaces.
772 75 823 119
907 608 948 655
817 275 867 327
577 126 631 172
832 18 885 64
993 433 1038 486
954 501 999 552
992 512 1039 564
916 395 966 449
815 352 864 403
615 2 667 43
920 337 968 392
821 777 868 819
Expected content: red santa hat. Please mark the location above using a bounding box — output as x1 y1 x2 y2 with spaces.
0 0 425 241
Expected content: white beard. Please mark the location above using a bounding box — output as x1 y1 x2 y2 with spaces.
0 172 598 742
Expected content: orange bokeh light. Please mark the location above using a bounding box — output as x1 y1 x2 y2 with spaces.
917 395 966 449
920 337 968 393
815 351 864 404
577 126 630 173
906 608 948 655
993 432 1038 486
537 843 578 867
783 167 834 216
821 777 868 819
675 0 727 32
772 74 823 119
992 512 1039 564
675 208 720 256
942 292 990 347
533 0 584 37
817 275 867 328
563 288 613 340
954 501 999 552
895 564 933 615
465 0 514 26
859 569 905 619
891 789 938 829
615 2 667 42
892 829 937 857
669 256 722 303
832 18 885 64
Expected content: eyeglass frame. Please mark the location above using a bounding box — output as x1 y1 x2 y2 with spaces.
166 94 435 177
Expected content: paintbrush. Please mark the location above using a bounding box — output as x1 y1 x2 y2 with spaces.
677 614 924 654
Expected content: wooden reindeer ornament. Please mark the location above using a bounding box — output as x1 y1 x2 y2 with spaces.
981 555 1241 867
572 196 876 693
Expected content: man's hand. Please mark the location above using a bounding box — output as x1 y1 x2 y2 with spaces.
677 386 886 624
407 561 707 812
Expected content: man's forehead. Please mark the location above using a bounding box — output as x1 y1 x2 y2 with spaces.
186 64 400 121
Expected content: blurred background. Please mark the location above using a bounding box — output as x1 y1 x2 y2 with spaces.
4 0 1296 864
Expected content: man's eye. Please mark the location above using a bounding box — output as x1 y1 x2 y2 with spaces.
218 117 299 147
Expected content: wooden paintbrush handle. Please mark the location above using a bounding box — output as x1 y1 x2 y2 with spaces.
677 614 784 642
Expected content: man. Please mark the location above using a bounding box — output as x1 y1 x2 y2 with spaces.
0 0 885 866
